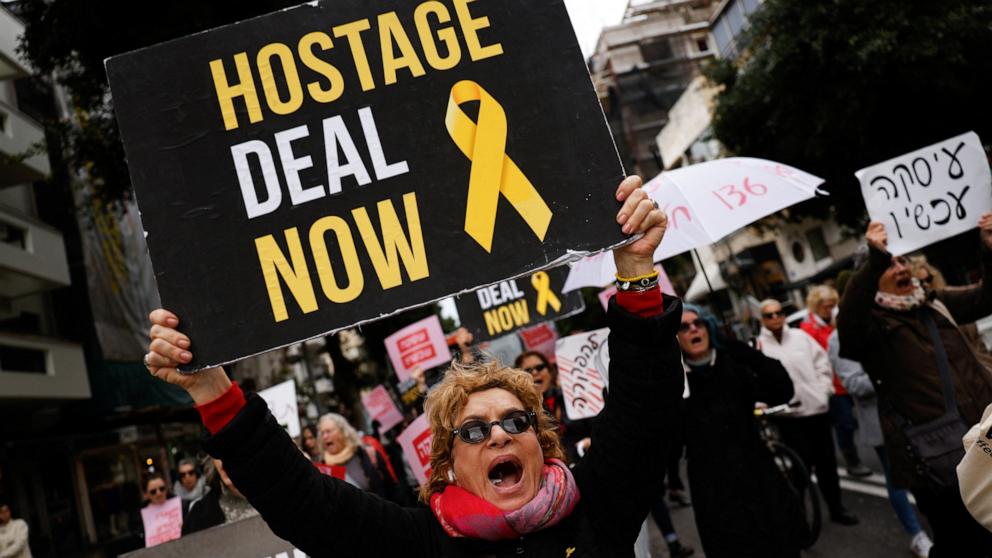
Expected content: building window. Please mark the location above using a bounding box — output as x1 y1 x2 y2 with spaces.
0 344 48 374
695 37 710 52
640 38 674 63
806 228 830 261
0 221 28 250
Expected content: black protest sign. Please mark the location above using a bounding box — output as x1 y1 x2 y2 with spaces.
454 266 584 342
122 516 302 557
106 0 626 369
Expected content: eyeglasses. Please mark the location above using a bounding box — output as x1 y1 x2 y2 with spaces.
678 319 705 333
762 311 785 319
522 363 547 375
147 486 166 495
452 410 536 444
179 470 197 478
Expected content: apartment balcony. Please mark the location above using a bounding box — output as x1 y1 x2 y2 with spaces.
0 204 70 298
0 331 89 399
0 98 50 187
0 5 31 81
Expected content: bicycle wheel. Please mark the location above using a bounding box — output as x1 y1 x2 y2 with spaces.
768 441 822 548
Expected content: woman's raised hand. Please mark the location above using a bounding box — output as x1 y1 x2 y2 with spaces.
865 221 888 252
147 309 231 404
612 176 668 278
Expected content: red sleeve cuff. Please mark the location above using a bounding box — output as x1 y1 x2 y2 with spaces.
615 286 664 318
196 382 246 435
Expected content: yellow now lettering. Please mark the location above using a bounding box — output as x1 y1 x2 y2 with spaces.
352 193 429 290
255 229 318 322
309 215 364 303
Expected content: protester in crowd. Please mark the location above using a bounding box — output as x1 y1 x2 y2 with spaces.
173 458 206 502
301 424 321 462
837 216 992 556
181 458 225 535
757 298 858 526
143 473 170 507
828 330 933 557
143 176 682 556
799 285 872 477
679 303 806 556
318 412 395 499
0 499 32 558
514 350 591 464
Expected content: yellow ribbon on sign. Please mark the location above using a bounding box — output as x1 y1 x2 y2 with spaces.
531 271 561 316
445 80 553 252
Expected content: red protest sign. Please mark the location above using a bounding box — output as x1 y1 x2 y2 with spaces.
397 414 432 486
384 315 451 382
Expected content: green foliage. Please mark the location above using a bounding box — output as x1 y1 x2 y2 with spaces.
709 0 992 230
15 0 299 205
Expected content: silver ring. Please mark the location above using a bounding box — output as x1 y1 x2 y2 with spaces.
143 353 152 370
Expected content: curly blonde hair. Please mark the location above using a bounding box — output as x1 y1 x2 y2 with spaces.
419 359 565 502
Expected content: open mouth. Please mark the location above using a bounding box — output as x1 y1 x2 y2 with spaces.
488 456 523 488
896 277 913 289
689 335 704 346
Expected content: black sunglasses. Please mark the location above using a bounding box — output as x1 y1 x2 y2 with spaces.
452 410 536 444
678 318 705 333
762 311 785 319
523 363 547 375
179 470 197 477
148 486 166 495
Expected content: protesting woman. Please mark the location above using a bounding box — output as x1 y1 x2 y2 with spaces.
316 413 393 498
837 214 992 557
676 304 806 557
143 176 684 557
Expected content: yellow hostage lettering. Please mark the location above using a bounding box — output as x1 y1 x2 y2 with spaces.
254 192 428 322
210 0 503 131
483 299 530 337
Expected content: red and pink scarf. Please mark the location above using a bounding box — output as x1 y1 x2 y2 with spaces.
430 458 580 541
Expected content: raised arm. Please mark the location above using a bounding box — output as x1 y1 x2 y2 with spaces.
145 311 434 557
571 176 684 546
837 222 890 361
936 212 992 323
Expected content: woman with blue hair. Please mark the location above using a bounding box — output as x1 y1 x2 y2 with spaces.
677 303 806 557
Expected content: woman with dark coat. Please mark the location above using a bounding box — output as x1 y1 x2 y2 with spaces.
143 177 683 557
677 304 806 557
837 216 992 557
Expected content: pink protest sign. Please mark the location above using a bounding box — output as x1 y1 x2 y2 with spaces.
140 496 182 548
519 323 558 362
362 385 404 433
397 414 433 486
384 315 451 382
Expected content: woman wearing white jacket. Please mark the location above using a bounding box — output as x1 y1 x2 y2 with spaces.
756 298 858 526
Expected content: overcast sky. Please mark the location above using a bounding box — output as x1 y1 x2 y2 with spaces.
563 0 630 57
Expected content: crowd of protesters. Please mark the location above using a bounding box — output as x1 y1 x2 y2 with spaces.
123 188 992 558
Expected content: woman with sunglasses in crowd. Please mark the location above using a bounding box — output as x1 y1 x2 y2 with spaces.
676 304 807 557
142 176 683 557
514 350 593 463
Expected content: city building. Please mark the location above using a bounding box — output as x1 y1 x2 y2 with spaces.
591 0 719 178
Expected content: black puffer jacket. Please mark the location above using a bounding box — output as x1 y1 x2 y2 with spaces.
204 297 684 557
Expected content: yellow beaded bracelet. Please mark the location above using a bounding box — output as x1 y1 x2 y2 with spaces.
615 270 659 283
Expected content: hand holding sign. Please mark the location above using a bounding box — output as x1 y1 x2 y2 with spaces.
613 176 669 278
981 213 992 250
145 309 232 404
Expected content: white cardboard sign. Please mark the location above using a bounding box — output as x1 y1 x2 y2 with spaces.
362 385 404 434
384 315 452 382
856 131 992 255
555 328 611 420
397 413 433 486
258 380 301 439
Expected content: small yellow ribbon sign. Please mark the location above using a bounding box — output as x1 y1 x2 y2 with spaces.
445 80 553 252
531 271 561 316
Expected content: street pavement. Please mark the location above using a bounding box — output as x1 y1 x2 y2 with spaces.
647 466 928 558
